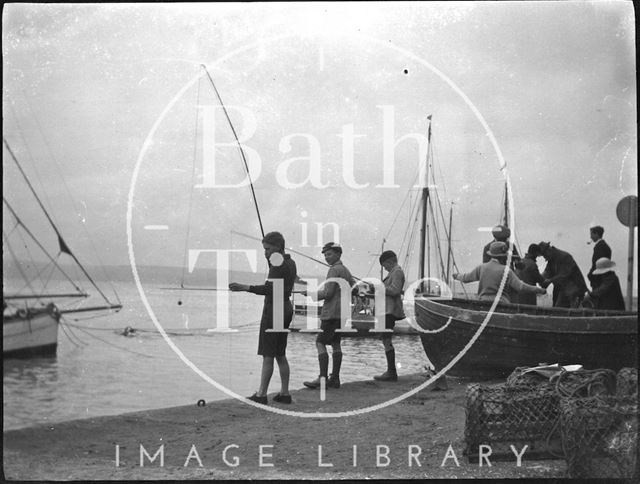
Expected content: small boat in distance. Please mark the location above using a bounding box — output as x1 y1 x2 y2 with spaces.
3 138 122 358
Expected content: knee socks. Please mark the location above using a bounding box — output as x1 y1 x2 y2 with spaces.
319 352 329 378
331 352 342 379
385 348 397 374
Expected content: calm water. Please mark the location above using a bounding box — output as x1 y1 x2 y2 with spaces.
3 281 431 430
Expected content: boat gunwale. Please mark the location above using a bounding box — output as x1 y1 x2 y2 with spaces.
414 296 638 334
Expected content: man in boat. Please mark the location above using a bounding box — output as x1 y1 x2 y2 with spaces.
301 242 355 390
454 241 546 304
514 243 545 305
587 225 612 278
229 231 297 405
583 258 625 310
482 225 520 267
373 250 405 382
538 241 588 308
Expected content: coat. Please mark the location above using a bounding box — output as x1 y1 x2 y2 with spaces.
514 255 544 305
589 239 612 275
541 247 588 305
588 271 625 311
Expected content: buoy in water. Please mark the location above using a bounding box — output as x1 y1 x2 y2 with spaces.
178 300 183 306
197 399 206 407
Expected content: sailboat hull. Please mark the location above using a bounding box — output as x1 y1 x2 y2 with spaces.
415 297 638 379
3 304 60 358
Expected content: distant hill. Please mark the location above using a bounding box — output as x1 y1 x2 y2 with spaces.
3 261 301 287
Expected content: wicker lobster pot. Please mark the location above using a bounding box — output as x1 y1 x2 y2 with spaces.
560 395 638 479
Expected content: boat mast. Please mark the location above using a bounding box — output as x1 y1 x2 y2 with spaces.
502 181 509 229
446 204 453 283
418 116 432 292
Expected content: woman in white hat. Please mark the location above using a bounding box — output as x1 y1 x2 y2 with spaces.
583 258 625 310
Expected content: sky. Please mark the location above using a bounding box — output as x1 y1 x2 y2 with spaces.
2 2 637 295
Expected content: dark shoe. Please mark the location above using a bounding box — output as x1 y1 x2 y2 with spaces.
272 393 292 404
247 393 268 404
327 376 340 389
303 377 322 389
374 371 398 382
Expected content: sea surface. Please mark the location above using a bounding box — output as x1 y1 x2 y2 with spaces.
3 281 432 430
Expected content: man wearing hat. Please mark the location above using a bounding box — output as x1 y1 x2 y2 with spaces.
373 250 406 382
454 241 546 304
538 242 588 308
302 242 355 390
583 258 625 310
482 225 520 266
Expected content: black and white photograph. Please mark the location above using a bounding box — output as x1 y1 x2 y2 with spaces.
3 2 638 480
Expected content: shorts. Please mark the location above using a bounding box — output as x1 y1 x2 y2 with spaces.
316 318 342 346
380 314 398 339
257 303 293 357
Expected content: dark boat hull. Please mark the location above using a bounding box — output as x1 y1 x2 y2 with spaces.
415 297 638 379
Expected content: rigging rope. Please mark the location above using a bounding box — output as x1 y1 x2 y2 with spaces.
7 100 122 306
62 320 156 359
3 199 85 295
3 139 120 309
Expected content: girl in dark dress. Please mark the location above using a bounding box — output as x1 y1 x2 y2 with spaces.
229 231 297 405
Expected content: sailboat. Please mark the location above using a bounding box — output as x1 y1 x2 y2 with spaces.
408 119 637 379
3 138 122 358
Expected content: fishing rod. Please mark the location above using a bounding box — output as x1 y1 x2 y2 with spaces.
200 64 265 238
231 230 329 268
230 230 375 285
160 285 307 294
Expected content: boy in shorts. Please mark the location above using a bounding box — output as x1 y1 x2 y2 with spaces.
303 242 355 389
373 250 405 381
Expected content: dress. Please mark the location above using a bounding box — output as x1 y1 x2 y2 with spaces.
541 247 588 308
249 253 297 356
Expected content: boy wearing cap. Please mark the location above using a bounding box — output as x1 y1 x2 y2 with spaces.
302 242 355 389
373 250 405 382
454 241 546 304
